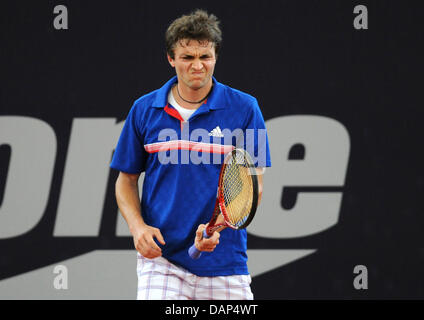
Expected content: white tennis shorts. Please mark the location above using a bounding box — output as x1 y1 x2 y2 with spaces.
136 253 254 300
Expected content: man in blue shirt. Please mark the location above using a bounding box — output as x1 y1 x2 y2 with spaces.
111 9 271 300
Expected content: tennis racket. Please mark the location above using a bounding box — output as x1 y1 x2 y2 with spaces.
188 148 259 259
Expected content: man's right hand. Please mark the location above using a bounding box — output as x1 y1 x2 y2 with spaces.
132 223 166 259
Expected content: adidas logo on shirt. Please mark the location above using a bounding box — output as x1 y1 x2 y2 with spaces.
208 126 224 138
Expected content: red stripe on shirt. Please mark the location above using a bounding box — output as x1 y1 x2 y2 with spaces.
144 140 234 154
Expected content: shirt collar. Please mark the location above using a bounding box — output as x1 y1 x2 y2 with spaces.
151 76 227 110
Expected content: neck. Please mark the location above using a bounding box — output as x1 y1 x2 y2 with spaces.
181 78 213 99
175 80 213 107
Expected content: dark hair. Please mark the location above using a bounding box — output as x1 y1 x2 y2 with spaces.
165 9 222 59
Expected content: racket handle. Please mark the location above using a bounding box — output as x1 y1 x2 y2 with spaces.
188 229 210 260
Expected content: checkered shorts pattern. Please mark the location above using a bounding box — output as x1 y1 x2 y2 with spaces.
136 254 254 300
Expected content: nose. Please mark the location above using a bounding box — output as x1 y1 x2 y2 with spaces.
192 59 203 71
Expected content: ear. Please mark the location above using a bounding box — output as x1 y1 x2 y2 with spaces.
167 54 175 68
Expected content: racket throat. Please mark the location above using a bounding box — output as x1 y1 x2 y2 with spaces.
206 224 225 236
205 203 227 236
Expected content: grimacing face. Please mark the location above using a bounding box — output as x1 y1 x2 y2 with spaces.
167 39 217 91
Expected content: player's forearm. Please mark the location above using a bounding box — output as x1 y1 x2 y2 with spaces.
256 168 264 206
115 172 146 234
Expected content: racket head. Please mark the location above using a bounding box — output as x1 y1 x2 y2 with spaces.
217 148 259 230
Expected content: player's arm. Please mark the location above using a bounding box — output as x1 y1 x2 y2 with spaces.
115 172 165 258
256 167 264 206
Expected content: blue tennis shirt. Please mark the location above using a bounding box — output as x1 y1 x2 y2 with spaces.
110 76 271 276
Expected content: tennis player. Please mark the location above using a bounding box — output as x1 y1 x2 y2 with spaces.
111 9 271 300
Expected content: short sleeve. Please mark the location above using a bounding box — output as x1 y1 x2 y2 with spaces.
110 103 147 173
238 99 272 168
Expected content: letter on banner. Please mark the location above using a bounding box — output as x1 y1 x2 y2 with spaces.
54 118 123 236
248 115 350 238
0 116 56 238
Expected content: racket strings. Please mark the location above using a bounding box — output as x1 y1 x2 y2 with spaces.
222 152 254 228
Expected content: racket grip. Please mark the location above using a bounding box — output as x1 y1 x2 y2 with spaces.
188 229 210 260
